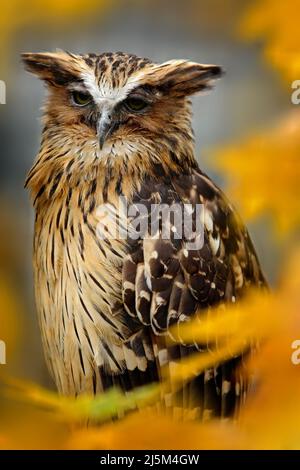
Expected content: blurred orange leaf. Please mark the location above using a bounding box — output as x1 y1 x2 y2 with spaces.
207 111 300 234
2 377 160 423
67 247 300 450
239 0 300 83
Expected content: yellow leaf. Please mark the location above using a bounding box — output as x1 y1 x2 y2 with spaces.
206 111 300 235
239 0 300 83
2 376 161 423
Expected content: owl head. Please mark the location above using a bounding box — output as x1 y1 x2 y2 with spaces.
22 51 222 168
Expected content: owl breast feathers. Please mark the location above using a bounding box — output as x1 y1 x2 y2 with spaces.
22 51 267 419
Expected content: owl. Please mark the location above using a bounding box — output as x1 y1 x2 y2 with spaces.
22 51 267 419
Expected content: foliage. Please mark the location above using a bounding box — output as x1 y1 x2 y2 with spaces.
207 111 300 234
2 248 300 449
239 0 300 83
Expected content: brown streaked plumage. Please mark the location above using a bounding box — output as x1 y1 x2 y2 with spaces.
23 50 267 418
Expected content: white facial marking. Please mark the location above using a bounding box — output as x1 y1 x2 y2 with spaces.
80 69 147 106
79 68 151 156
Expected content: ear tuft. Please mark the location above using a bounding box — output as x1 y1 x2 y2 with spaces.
205 65 224 78
139 60 224 97
21 51 83 85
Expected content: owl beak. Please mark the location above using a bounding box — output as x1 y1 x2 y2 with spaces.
98 112 115 150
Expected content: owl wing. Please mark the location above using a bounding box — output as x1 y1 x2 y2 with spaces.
120 169 267 418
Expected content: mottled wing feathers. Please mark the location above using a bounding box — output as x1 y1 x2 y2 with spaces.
119 169 266 417
123 170 265 329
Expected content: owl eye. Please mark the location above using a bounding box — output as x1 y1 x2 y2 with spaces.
124 97 148 112
71 90 92 107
